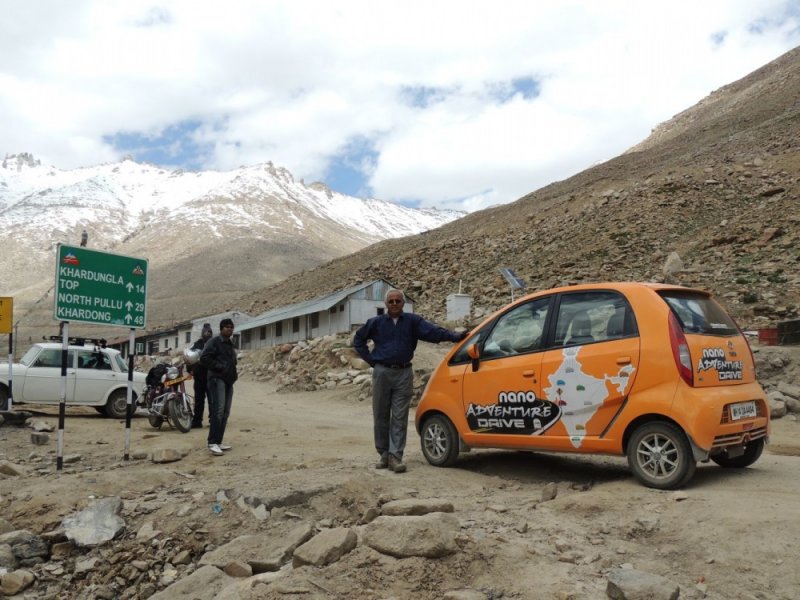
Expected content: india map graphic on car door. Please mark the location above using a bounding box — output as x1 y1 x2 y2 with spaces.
543 346 636 447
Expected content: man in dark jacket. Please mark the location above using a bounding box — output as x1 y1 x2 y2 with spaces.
353 288 467 473
189 323 213 429
200 318 238 456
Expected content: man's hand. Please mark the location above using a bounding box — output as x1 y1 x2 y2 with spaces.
458 330 470 341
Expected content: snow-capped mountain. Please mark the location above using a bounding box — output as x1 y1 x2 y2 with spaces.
0 152 464 337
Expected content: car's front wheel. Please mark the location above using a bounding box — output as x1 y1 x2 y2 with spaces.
627 421 696 489
420 414 460 467
105 390 130 419
711 438 765 468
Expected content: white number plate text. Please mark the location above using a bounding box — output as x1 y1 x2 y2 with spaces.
730 401 757 421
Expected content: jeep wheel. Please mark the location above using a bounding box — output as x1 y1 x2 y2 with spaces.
105 390 130 419
627 422 696 489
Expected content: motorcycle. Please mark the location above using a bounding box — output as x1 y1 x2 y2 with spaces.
139 362 194 433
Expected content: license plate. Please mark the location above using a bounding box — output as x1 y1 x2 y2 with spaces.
730 401 757 420
165 375 192 386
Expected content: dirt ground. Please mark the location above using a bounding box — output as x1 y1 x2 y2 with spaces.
2 344 800 599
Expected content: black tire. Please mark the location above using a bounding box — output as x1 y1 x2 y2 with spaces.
148 414 164 429
0 387 8 411
420 414 460 467
627 421 696 490
94 406 107 415
711 438 765 468
169 394 192 433
105 389 130 419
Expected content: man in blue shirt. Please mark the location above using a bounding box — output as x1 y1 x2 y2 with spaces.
354 288 467 473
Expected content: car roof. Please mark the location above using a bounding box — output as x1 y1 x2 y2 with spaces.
34 342 120 354
518 281 710 299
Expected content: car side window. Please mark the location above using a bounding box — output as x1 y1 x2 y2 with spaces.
483 298 550 358
33 349 63 368
78 351 112 370
554 291 637 347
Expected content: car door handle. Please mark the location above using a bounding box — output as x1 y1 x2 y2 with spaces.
522 370 537 381
616 356 632 365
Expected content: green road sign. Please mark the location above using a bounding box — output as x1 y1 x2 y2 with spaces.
0 296 12 334
54 245 148 328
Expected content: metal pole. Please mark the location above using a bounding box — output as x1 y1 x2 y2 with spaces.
124 328 134 460
57 321 69 471
6 331 12 411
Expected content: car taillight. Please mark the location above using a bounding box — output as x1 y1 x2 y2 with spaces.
668 312 694 386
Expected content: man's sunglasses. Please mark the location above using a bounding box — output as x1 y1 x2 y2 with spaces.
386 299 404 304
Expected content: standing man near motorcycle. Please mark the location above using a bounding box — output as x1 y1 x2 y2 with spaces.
200 318 238 456
188 323 213 429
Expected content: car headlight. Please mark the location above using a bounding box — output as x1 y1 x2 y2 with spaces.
166 366 179 380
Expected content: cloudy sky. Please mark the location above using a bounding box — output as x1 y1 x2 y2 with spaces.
2 1 799 212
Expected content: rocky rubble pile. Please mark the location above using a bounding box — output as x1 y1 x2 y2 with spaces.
237 334 435 405
0 463 699 600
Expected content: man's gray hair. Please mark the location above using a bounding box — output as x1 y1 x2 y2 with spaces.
384 288 406 302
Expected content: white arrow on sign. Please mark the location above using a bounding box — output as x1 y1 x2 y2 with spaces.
125 313 133 323
126 300 133 310
126 282 134 292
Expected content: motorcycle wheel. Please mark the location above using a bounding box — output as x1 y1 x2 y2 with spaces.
169 394 193 433
148 414 164 429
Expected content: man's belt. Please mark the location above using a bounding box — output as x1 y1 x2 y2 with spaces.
378 362 412 369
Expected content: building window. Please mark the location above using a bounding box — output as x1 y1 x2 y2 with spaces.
377 307 384 315
310 312 319 329
242 330 251 344
330 306 336 314
292 317 300 333
260 326 267 340
339 304 344 312
135 342 145 355
185 332 191 343
174 337 178 348
276 322 282 337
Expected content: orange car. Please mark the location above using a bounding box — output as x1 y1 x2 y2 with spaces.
415 282 769 489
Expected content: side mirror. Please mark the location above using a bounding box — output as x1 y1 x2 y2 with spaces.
466 343 480 372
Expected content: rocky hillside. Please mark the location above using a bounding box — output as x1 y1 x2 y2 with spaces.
239 46 800 330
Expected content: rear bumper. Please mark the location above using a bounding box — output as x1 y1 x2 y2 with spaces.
673 381 770 454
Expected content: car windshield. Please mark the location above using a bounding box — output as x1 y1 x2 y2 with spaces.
113 353 127 371
19 346 39 366
659 291 739 336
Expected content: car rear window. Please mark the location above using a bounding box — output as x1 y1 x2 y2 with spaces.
659 291 738 336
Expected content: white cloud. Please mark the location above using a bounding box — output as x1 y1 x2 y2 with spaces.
0 0 798 211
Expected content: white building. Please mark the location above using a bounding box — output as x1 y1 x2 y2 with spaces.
237 280 412 350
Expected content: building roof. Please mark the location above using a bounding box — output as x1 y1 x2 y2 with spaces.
238 279 395 331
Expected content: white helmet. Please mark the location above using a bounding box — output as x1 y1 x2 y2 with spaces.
183 346 201 365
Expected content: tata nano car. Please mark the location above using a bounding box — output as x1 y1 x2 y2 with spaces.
415 282 769 489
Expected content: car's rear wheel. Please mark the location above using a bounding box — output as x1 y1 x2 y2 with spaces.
104 390 129 419
711 438 765 468
0 387 8 411
420 414 460 467
627 422 696 489
94 407 107 415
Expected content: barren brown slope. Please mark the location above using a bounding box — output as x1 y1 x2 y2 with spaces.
239 46 800 329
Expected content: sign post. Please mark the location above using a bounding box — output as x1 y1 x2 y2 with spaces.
53 245 148 468
0 297 12 411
